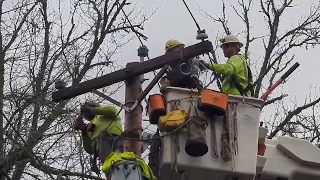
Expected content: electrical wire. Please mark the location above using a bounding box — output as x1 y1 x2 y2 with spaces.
112 3 162 117
112 117 194 150
0 111 55 180
182 0 201 31
119 3 161 90
180 0 222 90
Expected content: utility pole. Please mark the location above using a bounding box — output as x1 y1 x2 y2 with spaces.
123 45 149 157
123 62 143 157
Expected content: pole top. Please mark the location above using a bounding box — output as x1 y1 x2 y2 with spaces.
138 45 149 57
55 79 67 90
196 29 208 41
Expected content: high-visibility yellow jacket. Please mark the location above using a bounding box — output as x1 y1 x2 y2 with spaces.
81 106 123 154
208 54 251 96
102 152 157 180
89 106 123 141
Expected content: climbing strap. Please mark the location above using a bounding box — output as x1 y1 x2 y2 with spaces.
231 75 254 96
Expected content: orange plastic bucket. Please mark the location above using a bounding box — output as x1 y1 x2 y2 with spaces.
148 94 166 124
197 89 228 116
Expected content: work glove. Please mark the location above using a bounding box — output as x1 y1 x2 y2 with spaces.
199 60 209 70
80 104 92 115
74 115 86 131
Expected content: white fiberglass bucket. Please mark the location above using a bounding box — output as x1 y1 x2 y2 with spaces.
159 87 264 180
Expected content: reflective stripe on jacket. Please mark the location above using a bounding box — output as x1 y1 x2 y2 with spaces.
208 54 250 96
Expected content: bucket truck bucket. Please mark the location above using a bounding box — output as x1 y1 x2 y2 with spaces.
159 87 264 180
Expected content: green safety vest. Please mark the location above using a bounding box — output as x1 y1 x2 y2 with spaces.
102 152 157 180
208 54 254 96
89 106 123 141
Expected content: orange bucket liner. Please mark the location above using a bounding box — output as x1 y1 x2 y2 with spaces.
198 89 229 116
147 94 166 124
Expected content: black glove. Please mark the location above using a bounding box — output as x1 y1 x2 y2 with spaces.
199 60 209 70
74 115 86 131
81 105 92 115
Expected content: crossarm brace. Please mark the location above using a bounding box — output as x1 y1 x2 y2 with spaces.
91 89 132 112
137 65 169 103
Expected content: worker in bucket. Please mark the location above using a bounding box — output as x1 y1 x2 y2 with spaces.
200 35 254 97
74 102 123 173
159 39 202 92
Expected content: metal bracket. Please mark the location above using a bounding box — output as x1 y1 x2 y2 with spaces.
91 89 138 112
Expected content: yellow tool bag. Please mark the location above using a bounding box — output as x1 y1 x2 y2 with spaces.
158 109 187 132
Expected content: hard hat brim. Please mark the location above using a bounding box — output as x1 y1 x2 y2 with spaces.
166 43 185 52
220 41 243 48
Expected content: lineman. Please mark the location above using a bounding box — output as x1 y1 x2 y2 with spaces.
74 102 123 170
159 39 200 92
201 35 254 96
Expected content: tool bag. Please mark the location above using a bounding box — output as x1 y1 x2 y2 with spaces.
198 88 229 116
158 109 187 132
185 102 209 157
147 94 166 124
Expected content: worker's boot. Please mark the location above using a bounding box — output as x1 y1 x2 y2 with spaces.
185 115 208 157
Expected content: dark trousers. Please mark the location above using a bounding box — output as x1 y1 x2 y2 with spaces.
94 132 123 163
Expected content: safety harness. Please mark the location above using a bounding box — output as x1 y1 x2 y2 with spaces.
230 56 254 97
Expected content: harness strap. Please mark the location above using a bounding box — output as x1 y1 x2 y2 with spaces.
230 65 254 96
230 55 254 96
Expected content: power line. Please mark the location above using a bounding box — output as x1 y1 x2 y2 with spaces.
119 3 161 90
0 111 55 180
182 0 201 31
111 3 163 118
180 0 222 90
